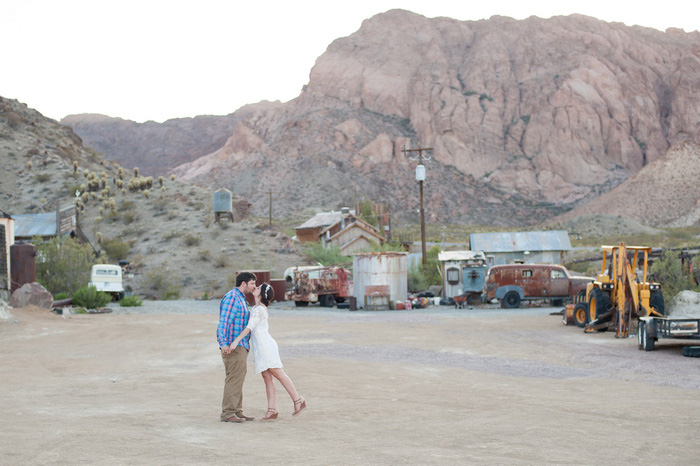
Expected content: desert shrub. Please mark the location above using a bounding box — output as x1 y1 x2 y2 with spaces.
215 256 228 268
54 292 70 300
72 285 112 309
183 233 200 247
302 242 351 266
198 249 211 261
36 173 51 182
649 250 700 300
162 287 181 300
122 211 138 225
119 295 143 307
163 230 181 242
101 237 131 261
143 267 181 300
34 235 96 295
407 263 427 292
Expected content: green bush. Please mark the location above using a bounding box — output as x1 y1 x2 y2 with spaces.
119 295 143 307
72 285 112 309
302 242 351 266
407 263 427 292
143 266 181 300
649 251 700 300
34 236 96 295
101 237 131 261
183 233 200 246
162 287 181 300
54 292 70 300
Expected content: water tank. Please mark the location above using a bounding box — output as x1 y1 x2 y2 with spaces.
352 252 407 309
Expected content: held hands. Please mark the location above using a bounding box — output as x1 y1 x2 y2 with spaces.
221 343 236 355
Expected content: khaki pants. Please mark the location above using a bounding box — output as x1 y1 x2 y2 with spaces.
220 345 248 420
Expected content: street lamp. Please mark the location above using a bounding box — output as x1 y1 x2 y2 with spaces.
403 145 432 274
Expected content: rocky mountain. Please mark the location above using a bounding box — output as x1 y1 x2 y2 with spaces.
63 10 700 227
61 113 240 175
1 97 307 299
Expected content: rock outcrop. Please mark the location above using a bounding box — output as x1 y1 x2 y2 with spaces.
65 11 700 225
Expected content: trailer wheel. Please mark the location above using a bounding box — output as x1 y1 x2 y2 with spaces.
639 321 655 351
573 303 588 328
501 291 521 309
294 301 309 307
682 346 700 358
649 292 665 316
637 321 644 350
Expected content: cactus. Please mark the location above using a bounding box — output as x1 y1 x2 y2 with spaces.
96 232 102 243
134 167 139 177
170 174 175 181
27 161 33 170
73 161 79 173
143 189 150 199
158 176 164 187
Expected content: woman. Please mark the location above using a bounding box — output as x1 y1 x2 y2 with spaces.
229 283 306 420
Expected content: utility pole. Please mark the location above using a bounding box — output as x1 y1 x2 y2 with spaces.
403 145 432 274
263 191 279 226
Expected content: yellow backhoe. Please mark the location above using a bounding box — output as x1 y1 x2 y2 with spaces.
582 243 665 338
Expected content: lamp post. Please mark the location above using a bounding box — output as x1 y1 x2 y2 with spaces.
403 146 432 274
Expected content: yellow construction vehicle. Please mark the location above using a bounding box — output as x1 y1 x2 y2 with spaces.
582 243 665 338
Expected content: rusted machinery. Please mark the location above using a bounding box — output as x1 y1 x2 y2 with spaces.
583 243 664 338
285 266 352 307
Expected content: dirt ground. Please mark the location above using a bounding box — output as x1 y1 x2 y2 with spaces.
1 301 699 465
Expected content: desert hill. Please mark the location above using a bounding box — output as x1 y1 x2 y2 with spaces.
63 10 700 227
0 97 308 299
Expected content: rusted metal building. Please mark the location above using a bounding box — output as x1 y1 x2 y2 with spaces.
469 230 572 266
353 252 407 310
295 208 385 254
0 213 15 298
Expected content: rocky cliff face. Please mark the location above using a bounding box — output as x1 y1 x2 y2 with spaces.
65 10 700 226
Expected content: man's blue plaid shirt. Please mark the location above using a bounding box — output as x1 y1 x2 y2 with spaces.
217 288 250 350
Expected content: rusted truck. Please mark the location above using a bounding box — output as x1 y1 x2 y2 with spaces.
484 264 592 308
285 266 352 307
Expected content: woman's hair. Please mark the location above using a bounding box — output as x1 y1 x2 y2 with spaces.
261 283 274 306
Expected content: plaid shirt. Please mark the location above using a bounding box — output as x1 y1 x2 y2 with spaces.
217 288 250 350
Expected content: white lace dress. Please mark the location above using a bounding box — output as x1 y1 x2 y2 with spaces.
246 304 283 374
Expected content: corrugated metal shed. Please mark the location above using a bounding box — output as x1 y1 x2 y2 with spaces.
470 230 571 253
13 213 57 238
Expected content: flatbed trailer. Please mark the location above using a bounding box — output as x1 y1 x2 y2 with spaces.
638 314 700 351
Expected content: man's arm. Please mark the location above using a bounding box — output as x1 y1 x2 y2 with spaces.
217 293 235 349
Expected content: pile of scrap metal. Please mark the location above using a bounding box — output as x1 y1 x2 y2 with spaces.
285 266 352 307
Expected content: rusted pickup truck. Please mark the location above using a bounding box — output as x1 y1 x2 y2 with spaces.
285 266 352 307
484 264 592 308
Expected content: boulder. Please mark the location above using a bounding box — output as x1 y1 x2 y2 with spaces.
9 282 54 310
1 299 12 321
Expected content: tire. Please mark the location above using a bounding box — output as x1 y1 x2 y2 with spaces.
576 290 586 304
588 288 611 323
294 301 309 307
649 292 665 316
637 321 645 350
682 346 700 358
319 295 335 307
573 303 588 328
501 291 521 309
640 320 655 351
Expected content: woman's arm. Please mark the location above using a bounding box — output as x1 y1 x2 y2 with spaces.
229 327 251 351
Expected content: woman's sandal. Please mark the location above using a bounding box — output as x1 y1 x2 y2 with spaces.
292 396 306 416
262 408 278 421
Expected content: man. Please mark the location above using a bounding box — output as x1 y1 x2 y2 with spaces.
217 271 257 423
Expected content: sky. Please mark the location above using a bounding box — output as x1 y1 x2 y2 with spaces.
1 0 698 123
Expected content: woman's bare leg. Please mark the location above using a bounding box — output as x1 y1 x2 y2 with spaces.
261 370 276 409
268 368 299 402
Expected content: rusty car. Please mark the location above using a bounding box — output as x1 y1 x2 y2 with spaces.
285 266 352 307
484 263 592 308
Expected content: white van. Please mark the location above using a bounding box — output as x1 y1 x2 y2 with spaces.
89 264 124 300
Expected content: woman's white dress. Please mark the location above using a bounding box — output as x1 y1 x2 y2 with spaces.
246 304 283 374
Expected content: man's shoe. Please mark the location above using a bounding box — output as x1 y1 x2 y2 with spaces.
221 415 246 423
237 413 256 421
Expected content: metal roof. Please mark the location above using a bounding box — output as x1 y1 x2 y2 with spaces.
469 230 571 253
13 213 57 238
438 250 487 262
295 210 355 229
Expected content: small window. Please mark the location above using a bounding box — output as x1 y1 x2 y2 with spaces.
95 269 119 276
522 270 532 277
551 269 565 279
446 267 460 285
